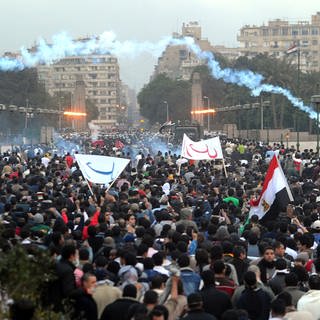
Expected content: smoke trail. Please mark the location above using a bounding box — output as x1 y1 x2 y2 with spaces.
0 31 315 118
0 31 193 70
52 132 83 156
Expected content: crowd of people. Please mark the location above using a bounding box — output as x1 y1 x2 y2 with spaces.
1 134 320 320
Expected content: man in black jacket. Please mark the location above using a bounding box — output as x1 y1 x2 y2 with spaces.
100 284 142 320
236 271 271 320
73 272 98 320
183 293 217 320
200 270 232 319
50 243 78 312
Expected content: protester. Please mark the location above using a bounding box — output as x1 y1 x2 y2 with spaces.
2 132 320 320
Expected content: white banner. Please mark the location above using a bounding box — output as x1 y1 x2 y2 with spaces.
74 154 130 185
181 134 224 160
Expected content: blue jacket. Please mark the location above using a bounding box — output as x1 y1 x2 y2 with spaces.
180 267 201 296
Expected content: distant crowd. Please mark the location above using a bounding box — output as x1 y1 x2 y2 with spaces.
1 135 320 320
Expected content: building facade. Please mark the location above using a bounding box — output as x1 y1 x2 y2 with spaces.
152 22 240 82
237 12 320 72
153 22 215 81
37 53 122 129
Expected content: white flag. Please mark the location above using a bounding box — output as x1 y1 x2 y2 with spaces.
181 134 224 160
74 154 130 184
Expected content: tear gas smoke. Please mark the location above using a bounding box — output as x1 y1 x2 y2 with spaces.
0 31 315 118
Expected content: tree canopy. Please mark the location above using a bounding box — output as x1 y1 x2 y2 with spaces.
0 69 98 135
138 53 320 131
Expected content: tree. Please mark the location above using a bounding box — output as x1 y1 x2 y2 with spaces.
0 69 58 135
0 243 62 319
138 74 191 124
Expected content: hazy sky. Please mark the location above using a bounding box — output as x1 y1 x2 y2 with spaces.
1 0 320 90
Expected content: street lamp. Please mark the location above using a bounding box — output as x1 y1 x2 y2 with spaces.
163 100 169 122
285 132 290 149
203 96 210 132
311 95 320 157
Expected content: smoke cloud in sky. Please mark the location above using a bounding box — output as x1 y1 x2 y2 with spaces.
0 31 316 119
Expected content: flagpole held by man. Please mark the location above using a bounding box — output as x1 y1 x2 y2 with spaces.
249 153 294 224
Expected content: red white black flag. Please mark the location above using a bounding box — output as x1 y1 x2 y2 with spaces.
249 154 293 222
287 44 298 54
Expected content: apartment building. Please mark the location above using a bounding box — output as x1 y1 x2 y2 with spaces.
153 22 239 81
153 22 214 81
237 12 320 72
37 53 121 129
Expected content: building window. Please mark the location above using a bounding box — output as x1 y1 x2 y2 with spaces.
262 29 269 36
272 28 279 36
302 29 309 35
301 40 309 47
282 28 288 36
312 28 319 35
292 29 299 36
179 50 188 60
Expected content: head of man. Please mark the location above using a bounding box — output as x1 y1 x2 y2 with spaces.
187 293 203 311
262 245 275 263
81 272 97 295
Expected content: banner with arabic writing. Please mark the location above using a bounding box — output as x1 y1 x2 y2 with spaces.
74 154 130 184
181 134 224 160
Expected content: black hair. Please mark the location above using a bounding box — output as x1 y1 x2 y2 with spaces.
143 290 159 305
150 305 169 320
212 260 225 274
152 252 164 266
201 270 215 287
123 252 137 266
61 244 76 260
309 274 320 290
270 298 286 317
79 247 90 261
123 284 137 298
177 254 190 268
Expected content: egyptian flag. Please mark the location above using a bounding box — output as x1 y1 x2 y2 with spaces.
249 154 293 223
287 44 298 54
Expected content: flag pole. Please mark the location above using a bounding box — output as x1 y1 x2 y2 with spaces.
85 177 95 197
105 168 126 192
222 158 228 178
105 178 117 193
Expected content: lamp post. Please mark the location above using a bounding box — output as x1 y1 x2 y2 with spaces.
163 100 169 122
311 95 320 157
25 98 29 129
203 96 210 132
296 45 301 151
285 132 289 150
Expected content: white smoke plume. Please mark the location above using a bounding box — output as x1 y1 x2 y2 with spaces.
0 31 316 118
